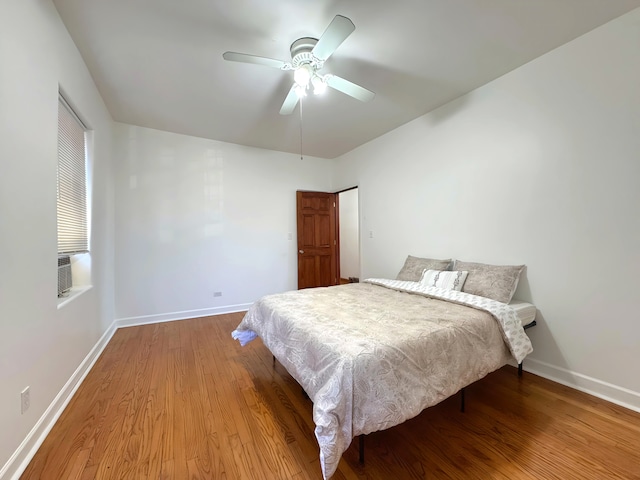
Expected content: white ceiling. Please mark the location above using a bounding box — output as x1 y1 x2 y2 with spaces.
53 0 640 159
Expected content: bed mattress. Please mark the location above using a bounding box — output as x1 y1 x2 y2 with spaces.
510 299 537 326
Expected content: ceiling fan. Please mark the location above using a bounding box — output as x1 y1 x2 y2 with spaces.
223 15 375 115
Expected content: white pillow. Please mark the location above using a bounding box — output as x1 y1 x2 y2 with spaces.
420 269 468 291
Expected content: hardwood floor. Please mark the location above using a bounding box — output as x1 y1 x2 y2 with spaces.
22 312 640 479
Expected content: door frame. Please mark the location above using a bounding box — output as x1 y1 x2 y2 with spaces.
295 186 359 289
335 186 359 284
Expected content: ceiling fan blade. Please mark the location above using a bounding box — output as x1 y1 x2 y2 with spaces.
325 75 375 102
222 52 290 70
311 15 355 61
280 84 300 115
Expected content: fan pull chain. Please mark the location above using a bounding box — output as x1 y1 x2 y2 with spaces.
299 97 304 160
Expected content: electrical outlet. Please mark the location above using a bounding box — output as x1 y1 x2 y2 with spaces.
213 291 222 297
21 387 30 414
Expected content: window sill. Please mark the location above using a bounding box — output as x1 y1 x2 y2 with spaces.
57 285 92 309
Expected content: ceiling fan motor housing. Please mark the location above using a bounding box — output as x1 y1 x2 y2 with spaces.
290 37 322 69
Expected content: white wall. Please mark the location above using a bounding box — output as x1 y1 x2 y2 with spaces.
113 124 334 322
339 189 360 279
0 0 115 476
334 9 640 409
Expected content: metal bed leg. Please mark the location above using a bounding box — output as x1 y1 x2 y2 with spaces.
272 354 276 367
520 321 535 379
359 434 365 464
460 388 465 413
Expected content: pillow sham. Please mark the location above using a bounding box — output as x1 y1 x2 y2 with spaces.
453 260 525 304
396 255 452 282
420 269 468 291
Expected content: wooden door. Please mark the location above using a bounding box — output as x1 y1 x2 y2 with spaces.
297 191 338 289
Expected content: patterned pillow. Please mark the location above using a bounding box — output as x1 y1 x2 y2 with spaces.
420 269 468 291
396 255 452 282
453 260 525 304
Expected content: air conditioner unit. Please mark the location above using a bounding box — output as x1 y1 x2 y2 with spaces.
58 255 72 297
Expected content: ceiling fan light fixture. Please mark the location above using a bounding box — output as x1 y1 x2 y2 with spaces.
294 83 307 99
294 64 313 88
311 75 327 95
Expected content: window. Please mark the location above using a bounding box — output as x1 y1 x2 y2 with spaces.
57 95 88 255
57 94 91 302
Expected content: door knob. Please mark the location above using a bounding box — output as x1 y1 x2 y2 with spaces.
299 250 304 254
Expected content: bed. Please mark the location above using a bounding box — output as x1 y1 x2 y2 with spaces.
232 259 534 479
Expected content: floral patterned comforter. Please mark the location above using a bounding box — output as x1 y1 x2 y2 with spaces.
232 280 533 479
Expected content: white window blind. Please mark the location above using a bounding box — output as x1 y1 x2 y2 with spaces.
57 96 88 254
